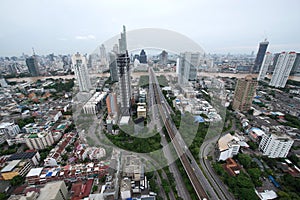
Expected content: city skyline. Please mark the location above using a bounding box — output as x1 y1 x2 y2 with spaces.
0 0 300 56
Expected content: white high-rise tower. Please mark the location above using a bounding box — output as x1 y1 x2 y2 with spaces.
72 53 92 92
257 52 273 81
269 52 296 88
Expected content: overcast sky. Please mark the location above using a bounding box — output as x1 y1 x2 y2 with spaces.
0 0 299 56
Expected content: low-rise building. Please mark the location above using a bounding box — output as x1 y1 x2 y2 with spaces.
217 134 241 161
1 159 33 180
137 103 147 119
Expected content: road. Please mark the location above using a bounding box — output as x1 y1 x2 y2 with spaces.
148 69 191 200
149 68 211 200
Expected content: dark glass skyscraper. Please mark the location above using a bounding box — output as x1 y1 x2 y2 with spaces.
139 49 147 63
26 56 40 76
253 40 269 73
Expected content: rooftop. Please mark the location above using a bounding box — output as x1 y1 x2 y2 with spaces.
37 181 66 200
1 160 21 173
26 167 43 177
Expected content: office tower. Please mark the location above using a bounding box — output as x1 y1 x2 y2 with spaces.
72 52 92 92
176 58 180 75
269 52 296 88
253 40 269 73
159 50 168 65
112 44 119 54
257 52 273 81
232 75 257 111
109 52 118 82
100 44 107 60
291 53 300 75
26 56 40 76
139 49 147 63
259 132 294 158
118 25 127 54
178 52 200 85
117 51 131 116
37 181 68 200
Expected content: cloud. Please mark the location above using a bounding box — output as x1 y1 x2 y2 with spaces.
75 34 96 40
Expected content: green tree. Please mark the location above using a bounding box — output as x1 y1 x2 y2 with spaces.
10 175 24 186
237 154 252 169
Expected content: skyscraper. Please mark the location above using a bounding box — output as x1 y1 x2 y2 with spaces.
291 53 300 75
269 52 296 88
100 44 107 60
119 25 127 54
117 51 131 116
178 52 200 85
257 52 273 81
232 75 257 111
26 56 40 77
159 50 168 65
253 40 269 73
112 44 119 54
139 49 147 63
72 52 92 92
109 52 118 82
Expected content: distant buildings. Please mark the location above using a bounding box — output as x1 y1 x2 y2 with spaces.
178 52 200 85
109 52 119 82
269 52 297 88
159 50 168 65
291 53 300 75
259 132 294 158
139 49 147 63
0 122 20 144
72 53 92 92
232 75 257 111
253 40 269 73
112 43 119 54
257 52 272 81
26 56 40 76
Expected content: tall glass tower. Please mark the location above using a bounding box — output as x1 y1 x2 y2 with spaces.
253 40 269 73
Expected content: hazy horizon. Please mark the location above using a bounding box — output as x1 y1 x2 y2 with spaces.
1 0 299 56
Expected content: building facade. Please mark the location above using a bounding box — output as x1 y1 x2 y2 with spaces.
259 133 294 158
178 52 200 85
253 40 269 73
72 53 92 92
25 132 55 150
269 52 297 88
109 52 119 82
139 49 147 64
232 75 257 111
257 52 273 81
26 56 40 76
117 52 131 116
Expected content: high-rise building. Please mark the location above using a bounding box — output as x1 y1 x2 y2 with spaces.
100 44 107 59
117 51 131 116
257 52 273 81
232 75 257 111
109 52 118 82
291 53 300 75
119 25 127 54
139 49 147 63
259 132 294 158
26 56 40 76
269 52 296 88
72 53 92 92
112 44 119 54
159 50 168 65
253 40 269 73
178 52 200 85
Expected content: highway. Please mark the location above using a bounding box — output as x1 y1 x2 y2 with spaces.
149 67 210 200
